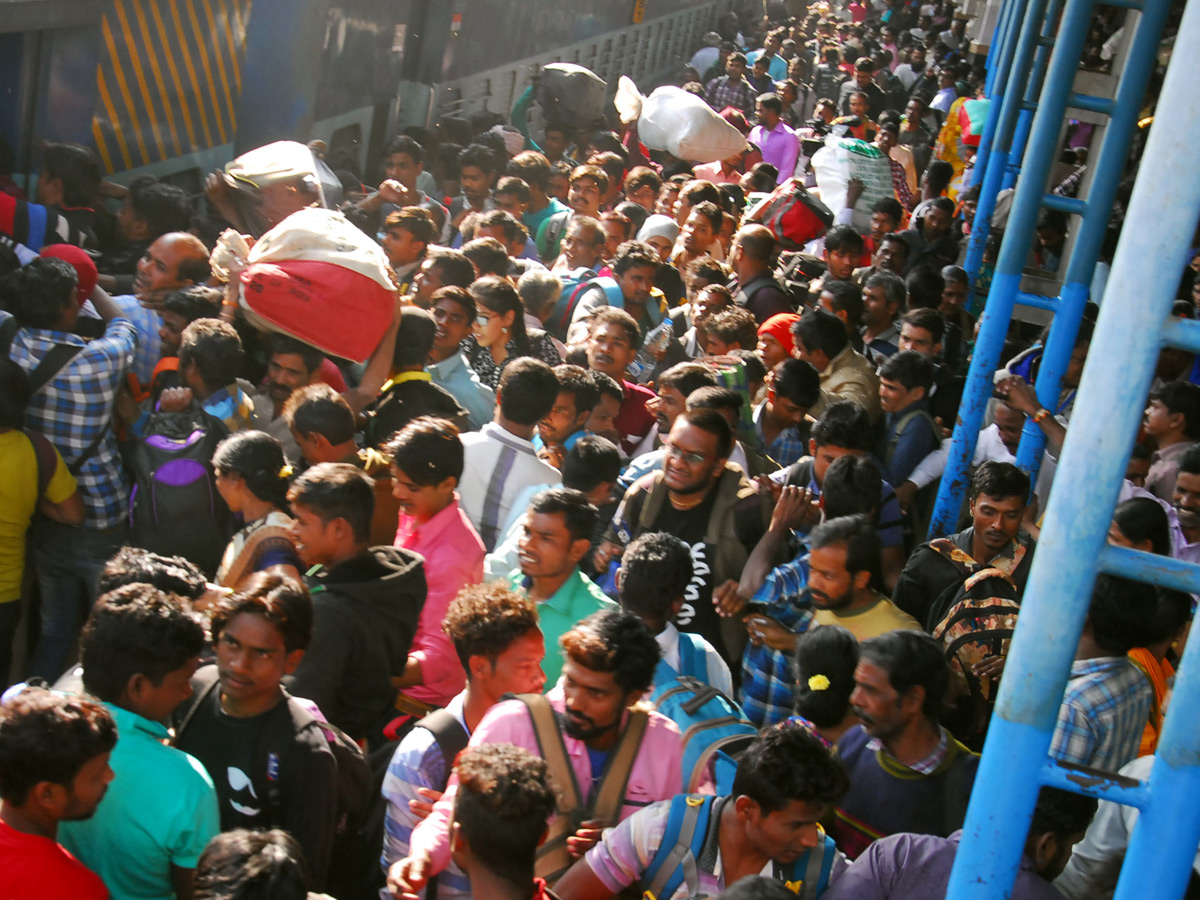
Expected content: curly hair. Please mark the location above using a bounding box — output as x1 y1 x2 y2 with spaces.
730 725 849 812
560 608 660 695
443 582 541 673
194 829 309 900
97 546 208 601
210 571 313 654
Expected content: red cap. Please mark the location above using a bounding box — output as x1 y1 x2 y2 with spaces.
40 244 98 307
757 312 800 358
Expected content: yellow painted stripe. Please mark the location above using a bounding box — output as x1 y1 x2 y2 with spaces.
183 0 228 144
91 118 116 174
200 0 237 132
130 0 183 156
112 0 167 161
101 15 151 165
231 0 250 54
96 67 134 170
167 0 215 147
148 0 198 152
216 0 241 93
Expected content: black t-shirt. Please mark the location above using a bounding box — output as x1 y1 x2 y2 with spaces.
365 379 470 448
175 672 339 887
651 490 723 652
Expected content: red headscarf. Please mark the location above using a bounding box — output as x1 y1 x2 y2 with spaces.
757 312 799 358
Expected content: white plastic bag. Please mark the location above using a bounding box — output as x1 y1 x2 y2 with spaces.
810 136 894 233
635 85 748 163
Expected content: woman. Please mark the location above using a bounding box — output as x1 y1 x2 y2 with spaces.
783 625 860 748
212 431 302 588
460 275 561 389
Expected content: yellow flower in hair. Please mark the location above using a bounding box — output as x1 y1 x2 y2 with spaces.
807 674 831 692
279 465 294 479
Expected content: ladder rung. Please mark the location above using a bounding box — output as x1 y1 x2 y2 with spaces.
1099 542 1200 595
1102 0 1144 7
1043 194 1087 216
1040 759 1149 809
1037 36 1055 47
1069 92 1117 116
1020 100 1038 111
1016 291 1058 311
1161 317 1200 355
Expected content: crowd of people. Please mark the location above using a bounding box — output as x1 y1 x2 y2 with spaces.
1 0 1197 899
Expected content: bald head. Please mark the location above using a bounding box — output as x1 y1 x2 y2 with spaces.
736 224 777 266
134 232 211 298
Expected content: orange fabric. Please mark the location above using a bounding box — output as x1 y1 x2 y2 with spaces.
1128 648 1173 756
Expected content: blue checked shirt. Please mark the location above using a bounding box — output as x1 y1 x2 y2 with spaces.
753 400 809 469
1050 657 1153 773
740 552 816 727
112 295 164 388
11 318 137 529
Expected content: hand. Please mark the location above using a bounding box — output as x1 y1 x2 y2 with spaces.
567 819 608 858
193 583 231 612
113 384 140 428
846 176 865 206
593 540 623 572
204 171 238 221
972 655 1006 682
386 854 431 900
408 787 443 822
893 480 918 512
771 485 820 531
755 474 783 503
379 179 414 206
994 375 1040 416
157 387 194 413
538 442 567 469
744 614 796 651
934 416 952 440
713 579 747 618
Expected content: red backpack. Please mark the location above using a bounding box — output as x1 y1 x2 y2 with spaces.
755 178 835 250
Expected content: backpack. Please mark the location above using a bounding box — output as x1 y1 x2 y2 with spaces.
547 267 624 342
649 676 757 794
513 692 648 885
651 631 710 692
127 407 234 577
177 668 374 895
929 566 1021 751
641 795 837 900
755 179 835 251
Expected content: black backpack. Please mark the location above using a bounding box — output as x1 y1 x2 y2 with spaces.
127 407 233 577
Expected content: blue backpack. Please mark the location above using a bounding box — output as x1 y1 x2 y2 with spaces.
641 794 837 900
650 662 757 793
547 267 624 341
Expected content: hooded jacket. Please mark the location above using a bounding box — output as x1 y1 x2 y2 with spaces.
290 546 426 740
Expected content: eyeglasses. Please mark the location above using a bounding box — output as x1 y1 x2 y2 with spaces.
475 314 494 327
663 442 710 465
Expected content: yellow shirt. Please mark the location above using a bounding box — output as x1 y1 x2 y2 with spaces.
0 430 77 602
814 593 921 642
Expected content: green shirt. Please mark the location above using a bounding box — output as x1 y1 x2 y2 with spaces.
60 703 220 900
509 566 616 689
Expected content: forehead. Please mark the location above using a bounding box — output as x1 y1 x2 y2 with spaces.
854 658 892 688
563 657 618 690
1176 471 1200 491
974 492 1025 511
901 323 934 342
269 352 307 371
809 541 849 570
527 510 568 536
592 322 632 345
669 421 719 453
223 611 286 649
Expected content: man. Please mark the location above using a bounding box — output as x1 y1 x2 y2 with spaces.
599 409 772 662
427 286 497 430
382 584 547 900
287 464 426 742
449 144 499 233
892 462 1036 630
705 53 757 118
866 233 911 279
673 203 724 274
381 207 435 293
825 787 1096 900
821 225 865 287
509 150 570 238
584 372 626 448
174 574 339 889
893 46 927 92
731 225 792 324
460 358 562 550
860 271 904 364
359 135 450 241
850 199 905 278
410 247 475 310
537 165 608 262
792 308 881 422
749 94 799 186
508 488 616 688
389 609 684 891
703 307 759 356
877 351 940 488
817 281 865 348
874 122 918 212
364 306 470 448
0 688 116 900
551 215 607 276
900 197 960 273
896 307 963 425
160 318 267 434
1171 444 1200 571
586 309 657 456
259 333 325 463
1142 381 1200 502
555 727 849 900
833 630 978 860
837 59 888 120
0 141 101 251
7 259 137 681
755 357 820 468
621 362 720 484
1050 575 1158 773
59 585 220 900
536 364 601 465
746 28 789 81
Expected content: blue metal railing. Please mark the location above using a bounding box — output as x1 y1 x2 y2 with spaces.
943 0 1200 893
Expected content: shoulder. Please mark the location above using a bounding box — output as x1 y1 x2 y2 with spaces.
643 708 683 739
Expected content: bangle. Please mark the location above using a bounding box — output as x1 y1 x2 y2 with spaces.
1033 408 1051 424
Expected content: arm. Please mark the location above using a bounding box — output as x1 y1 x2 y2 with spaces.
738 485 818 600
554 859 618 900
38 490 85 525
282 735 339 889
344 295 404 414
995 376 1066 454
87 284 126 323
170 865 195 900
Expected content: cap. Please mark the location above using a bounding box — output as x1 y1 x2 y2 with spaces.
758 313 800 358
40 244 97 306
636 214 680 245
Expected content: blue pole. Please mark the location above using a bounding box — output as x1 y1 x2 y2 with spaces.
1014 0 1172 483
1001 0 1063 191
930 0 1100 538
985 0 1020 96
963 0 1053 300
944 0 1200 891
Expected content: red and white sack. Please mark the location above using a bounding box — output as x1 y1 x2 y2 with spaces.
237 207 395 362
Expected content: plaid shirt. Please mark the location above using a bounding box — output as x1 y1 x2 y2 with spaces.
11 318 137 528
112 294 163 388
740 553 815 727
753 400 809 468
890 158 918 212
705 75 756 116
867 725 951 775
1050 657 1153 772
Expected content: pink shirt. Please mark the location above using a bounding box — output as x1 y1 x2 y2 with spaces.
409 691 685 874
395 495 485 706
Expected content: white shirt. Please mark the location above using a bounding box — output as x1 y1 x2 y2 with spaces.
654 623 734 699
460 423 562 551
907 422 1016 489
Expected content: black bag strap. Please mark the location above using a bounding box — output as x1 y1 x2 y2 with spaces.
174 664 222 743
415 709 471 791
27 342 84 394
0 315 17 358
23 429 60 502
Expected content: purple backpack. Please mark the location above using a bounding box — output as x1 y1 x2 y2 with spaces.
128 409 233 577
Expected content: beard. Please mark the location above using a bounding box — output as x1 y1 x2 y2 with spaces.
563 709 614 743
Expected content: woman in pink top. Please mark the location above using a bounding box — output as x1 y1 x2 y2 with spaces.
387 418 486 707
